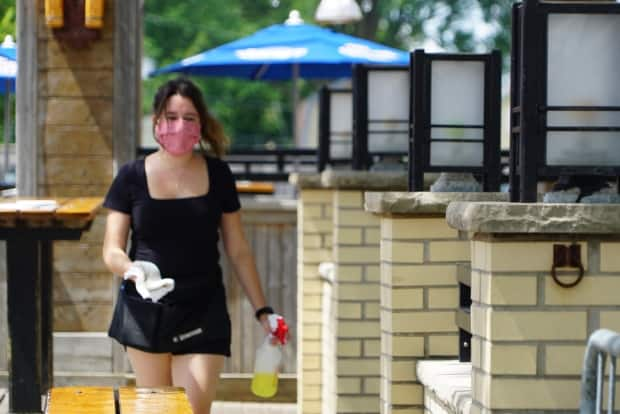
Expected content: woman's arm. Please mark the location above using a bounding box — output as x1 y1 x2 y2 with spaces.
220 211 268 315
102 210 133 277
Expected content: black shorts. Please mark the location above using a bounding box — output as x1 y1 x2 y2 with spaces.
108 281 231 356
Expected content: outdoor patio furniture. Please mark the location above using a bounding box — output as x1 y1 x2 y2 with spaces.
44 387 193 413
2 197 102 413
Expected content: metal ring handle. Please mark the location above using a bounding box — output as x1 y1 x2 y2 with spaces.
551 263 584 288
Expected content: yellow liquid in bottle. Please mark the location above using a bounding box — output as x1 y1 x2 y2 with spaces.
251 372 279 398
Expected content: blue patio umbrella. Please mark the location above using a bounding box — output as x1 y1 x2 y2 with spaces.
0 55 16 94
150 11 409 142
151 12 409 79
0 35 16 181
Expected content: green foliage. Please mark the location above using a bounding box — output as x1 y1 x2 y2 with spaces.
144 1 514 149
0 0 15 40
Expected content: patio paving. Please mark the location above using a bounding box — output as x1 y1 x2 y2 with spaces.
0 389 297 414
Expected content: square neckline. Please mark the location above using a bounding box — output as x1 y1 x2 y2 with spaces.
140 156 212 201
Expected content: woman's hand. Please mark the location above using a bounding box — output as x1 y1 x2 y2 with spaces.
259 313 291 345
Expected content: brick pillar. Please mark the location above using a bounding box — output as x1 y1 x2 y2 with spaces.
293 171 408 414
365 192 507 414
297 185 333 414
447 202 620 413
330 189 381 413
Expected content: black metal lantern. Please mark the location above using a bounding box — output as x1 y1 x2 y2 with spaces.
318 86 353 171
510 0 620 202
352 64 410 170
408 49 502 192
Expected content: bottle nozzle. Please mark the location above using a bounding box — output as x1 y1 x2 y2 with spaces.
268 314 289 345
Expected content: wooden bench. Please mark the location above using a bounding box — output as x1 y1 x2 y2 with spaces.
45 386 193 413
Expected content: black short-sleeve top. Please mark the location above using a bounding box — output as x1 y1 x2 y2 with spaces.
103 156 240 299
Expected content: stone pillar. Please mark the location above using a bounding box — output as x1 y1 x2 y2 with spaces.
293 174 332 414
292 171 408 414
446 202 620 413
325 171 407 414
365 192 508 414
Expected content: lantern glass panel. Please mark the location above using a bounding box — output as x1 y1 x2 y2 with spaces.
431 127 483 140
546 14 620 166
330 93 353 158
548 111 620 128
431 142 483 166
368 70 409 153
547 14 620 107
547 132 620 166
431 61 485 125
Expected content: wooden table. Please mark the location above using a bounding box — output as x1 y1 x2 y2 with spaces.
235 181 275 195
45 387 193 414
0 198 103 413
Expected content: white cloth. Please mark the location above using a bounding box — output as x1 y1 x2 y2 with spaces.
123 261 175 303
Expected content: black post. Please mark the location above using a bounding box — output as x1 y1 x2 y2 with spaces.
352 65 369 170
318 86 330 172
509 3 521 202
519 0 541 202
7 238 43 413
409 49 426 191
484 50 502 192
40 240 54 393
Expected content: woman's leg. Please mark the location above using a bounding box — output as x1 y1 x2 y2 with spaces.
171 353 225 414
126 346 173 386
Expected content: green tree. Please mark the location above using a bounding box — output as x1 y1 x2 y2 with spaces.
0 0 14 39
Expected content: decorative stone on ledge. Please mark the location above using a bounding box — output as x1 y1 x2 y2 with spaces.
417 360 472 414
288 172 323 189
364 191 509 215
446 202 620 234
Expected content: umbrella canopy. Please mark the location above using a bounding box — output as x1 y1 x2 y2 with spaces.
0 35 16 94
150 11 409 80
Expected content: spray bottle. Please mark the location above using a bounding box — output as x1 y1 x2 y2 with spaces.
251 314 289 398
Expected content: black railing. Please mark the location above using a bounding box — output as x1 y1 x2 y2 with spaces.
137 147 319 182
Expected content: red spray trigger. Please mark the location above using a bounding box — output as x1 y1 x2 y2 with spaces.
273 317 288 345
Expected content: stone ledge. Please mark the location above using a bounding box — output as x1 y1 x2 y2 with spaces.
446 202 620 234
320 170 407 190
364 192 508 215
289 170 408 190
417 360 472 414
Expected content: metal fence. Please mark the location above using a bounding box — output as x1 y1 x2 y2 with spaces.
580 328 620 414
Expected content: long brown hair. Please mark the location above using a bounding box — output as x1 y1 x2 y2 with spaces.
152 77 228 157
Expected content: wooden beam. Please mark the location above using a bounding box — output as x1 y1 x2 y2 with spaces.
16 1 39 196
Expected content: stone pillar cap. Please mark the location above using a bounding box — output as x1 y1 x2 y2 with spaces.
289 170 407 191
446 201 620 234
364 191 508 215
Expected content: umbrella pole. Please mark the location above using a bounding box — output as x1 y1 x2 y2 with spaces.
291 63 299 147
3 82 10 182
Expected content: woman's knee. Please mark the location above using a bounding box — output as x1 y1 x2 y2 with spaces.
171 354 224 413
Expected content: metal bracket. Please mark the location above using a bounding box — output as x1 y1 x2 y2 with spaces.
551 243 584 288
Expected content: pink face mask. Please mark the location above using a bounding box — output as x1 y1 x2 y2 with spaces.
155 119 201 156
